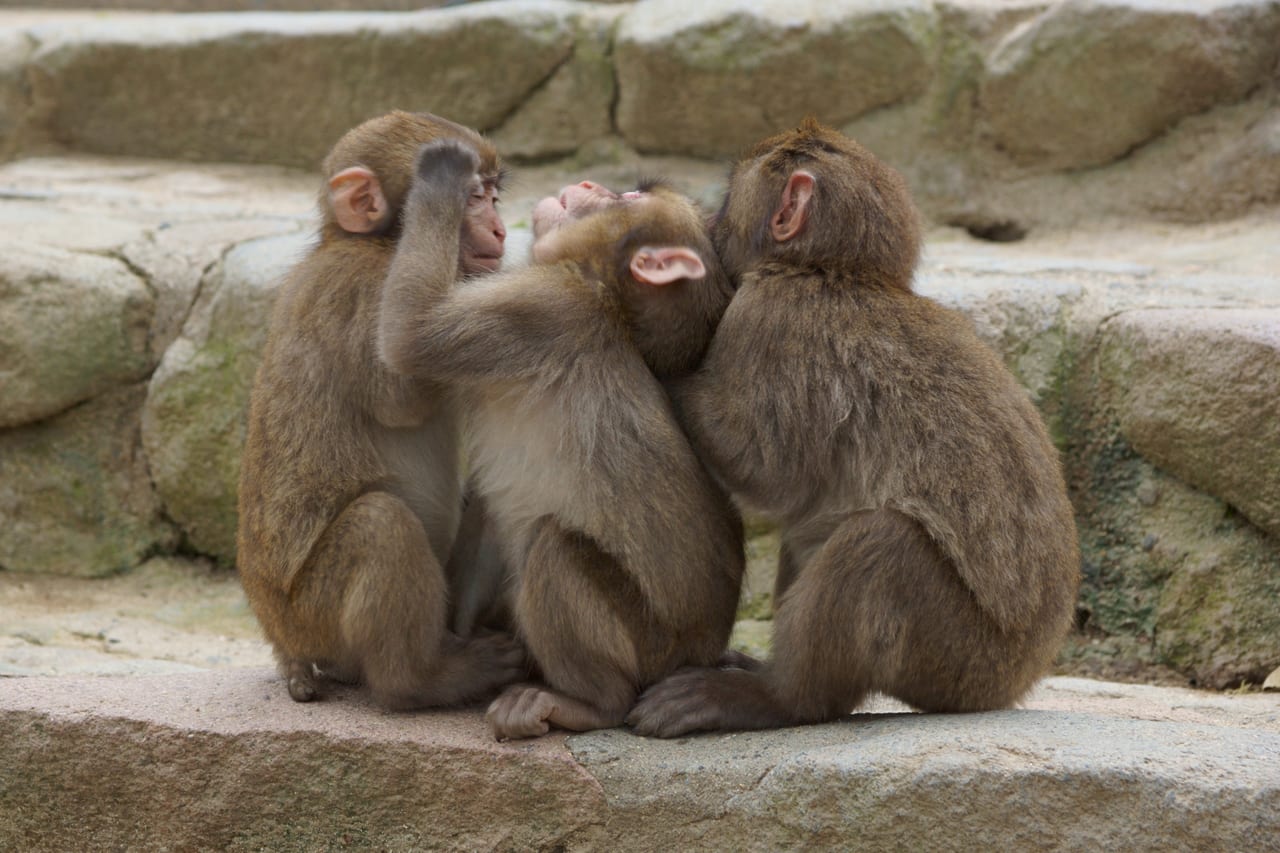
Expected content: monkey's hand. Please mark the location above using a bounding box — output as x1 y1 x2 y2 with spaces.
628 666 779 737
413 139 483 217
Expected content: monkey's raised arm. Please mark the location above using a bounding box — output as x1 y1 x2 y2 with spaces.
377 140 478 376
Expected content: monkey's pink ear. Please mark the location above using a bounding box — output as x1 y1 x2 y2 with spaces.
629 246 707 286
328 166 391 234
770 170 814 243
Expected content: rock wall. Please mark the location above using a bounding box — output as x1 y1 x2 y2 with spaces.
2 0 1278 228
0 1 1278 688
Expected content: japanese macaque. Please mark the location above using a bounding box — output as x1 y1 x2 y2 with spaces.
627 119 1081 736
237 111 524 710
378 141 745 740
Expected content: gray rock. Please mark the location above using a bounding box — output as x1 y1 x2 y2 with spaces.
22 3 582 167
141 232 305 563
0 669 1277 850
0 242 154 429
0 27 34 160
1099 308 1280 539
0 384 176 576
1066 303 1280 688
615 0 937 158
490 5 621 160
980 0 1280 170
122 217 305 359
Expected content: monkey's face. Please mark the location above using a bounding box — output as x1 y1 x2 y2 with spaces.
530 179 732 378
530 180 646 264
460 179 506 275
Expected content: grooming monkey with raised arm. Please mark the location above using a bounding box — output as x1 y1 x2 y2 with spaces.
237 112 524 710
629 119 1081 736
379 142 744 740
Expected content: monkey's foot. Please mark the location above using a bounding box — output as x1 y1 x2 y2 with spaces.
486 683 620 741
627 666 789 737
457 632 528 694
286 660 319 702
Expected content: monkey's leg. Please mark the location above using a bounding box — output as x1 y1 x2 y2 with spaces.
771 507 1020 716
490 520 643 739
297 491 525 710
444 489 510 637
630 509 952 736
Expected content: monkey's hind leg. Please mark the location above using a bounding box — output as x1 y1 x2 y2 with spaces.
300 491 525 711
770 507 1013 717
631 508 939 737
492 519 643 739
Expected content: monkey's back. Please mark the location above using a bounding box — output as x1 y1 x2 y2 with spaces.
688 267 1078 638
236 242 457 643
460 286 742 659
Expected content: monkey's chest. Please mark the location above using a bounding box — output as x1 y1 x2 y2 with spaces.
463 391 590 557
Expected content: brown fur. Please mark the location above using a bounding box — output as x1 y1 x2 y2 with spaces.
236 112 522 710
627 119 1081 736
378 148 745 739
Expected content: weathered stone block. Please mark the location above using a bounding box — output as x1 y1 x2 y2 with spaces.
141 232 304 563
1 670 1278 851
0 243 154 429
0 384 176 576
490 5 621 160
1099 308 1280 540
980 0 1280 170
23 3 582 168
616 0 937 158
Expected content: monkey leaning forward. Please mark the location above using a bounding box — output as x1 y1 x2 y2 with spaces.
378 142 745 740
237 112 524 710
628 119 1081 736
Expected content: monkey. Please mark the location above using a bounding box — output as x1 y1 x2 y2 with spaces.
626 119 1081 736
236 111 525 710
377 140 745 739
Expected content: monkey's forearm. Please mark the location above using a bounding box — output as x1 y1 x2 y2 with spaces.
378 140 477 377
377 204 464 376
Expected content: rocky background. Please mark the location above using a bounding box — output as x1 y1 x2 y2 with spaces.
0 0 1277 691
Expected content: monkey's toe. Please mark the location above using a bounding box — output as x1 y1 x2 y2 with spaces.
285 660 321 702
287 674 318 702
486 683 554 740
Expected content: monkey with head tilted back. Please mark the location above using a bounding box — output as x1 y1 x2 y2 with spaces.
378 142 745 740
237 111 525 710
627 119 1081 736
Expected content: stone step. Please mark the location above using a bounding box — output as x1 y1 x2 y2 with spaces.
2 0 1278 229
2 668 1277 850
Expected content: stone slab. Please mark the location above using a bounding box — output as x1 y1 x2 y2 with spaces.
1 669 1277 850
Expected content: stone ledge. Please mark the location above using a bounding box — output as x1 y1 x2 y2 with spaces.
2 669 1277 850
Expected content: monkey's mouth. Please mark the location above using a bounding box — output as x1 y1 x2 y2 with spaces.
468 254 503 273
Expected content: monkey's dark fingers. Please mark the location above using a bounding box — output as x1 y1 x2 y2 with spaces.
626 667 735 738
414 139 482 199
467 632 529 680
